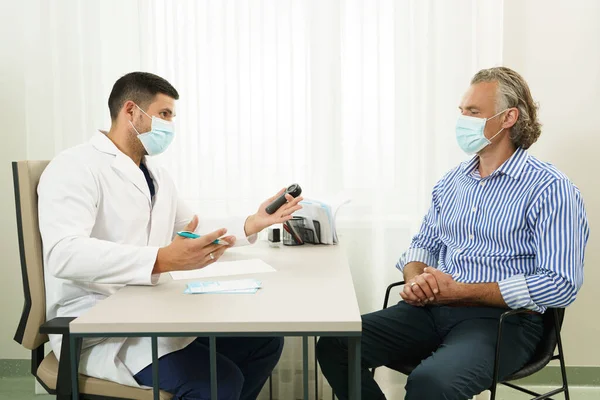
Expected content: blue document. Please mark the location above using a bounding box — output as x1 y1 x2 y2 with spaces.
185 278 262 294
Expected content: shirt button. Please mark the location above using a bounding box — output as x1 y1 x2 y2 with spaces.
471 206 477 213
469 234 474 240
479 181 486 187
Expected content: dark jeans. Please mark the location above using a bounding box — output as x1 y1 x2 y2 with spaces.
134 337 284 400
317 302 543 400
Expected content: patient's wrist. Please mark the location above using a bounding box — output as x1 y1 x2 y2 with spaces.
403 262 427 282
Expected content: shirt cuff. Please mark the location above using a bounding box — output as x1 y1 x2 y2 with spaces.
498 274 539 311
194 216 258 247
396 248 438 273
136 246 160 285
226 216 257 247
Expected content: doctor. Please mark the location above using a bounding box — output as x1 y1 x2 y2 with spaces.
38 71 302 400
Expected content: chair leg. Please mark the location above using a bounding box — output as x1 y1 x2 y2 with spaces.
489 329 504 400
489 312 511 400
269 373 273 400
314 336 319 400
554 309 570 400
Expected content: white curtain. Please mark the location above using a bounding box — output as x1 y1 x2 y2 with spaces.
14 0 503 398
138 0 313 218
19 0 143 158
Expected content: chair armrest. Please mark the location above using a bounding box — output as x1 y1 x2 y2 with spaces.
39 317 76 335
492 308 531 387
499 308 531 324
39 317 78 396
383 281 405 309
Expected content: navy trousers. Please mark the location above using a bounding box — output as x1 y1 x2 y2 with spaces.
317 302 544 400
134 337 284 400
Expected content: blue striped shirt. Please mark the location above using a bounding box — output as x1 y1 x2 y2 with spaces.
397 147 589 313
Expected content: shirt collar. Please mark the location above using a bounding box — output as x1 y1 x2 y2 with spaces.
462 147 529 180
91 130 159 175
497 147 529 180
91 130 120 155
462 155 480 176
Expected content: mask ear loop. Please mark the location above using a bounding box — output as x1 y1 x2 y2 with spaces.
489 127 504 141
130 103 152 135
486 108 508 121
135 103 152 119
129 120 141 135
486 108 510 141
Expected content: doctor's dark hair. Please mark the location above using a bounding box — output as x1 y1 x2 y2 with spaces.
471 67 542 150
108 72 179 121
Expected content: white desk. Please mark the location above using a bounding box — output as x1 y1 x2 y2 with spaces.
69 242 363 399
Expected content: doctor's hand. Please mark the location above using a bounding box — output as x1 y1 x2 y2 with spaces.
153 216 235 274
244 188 304 236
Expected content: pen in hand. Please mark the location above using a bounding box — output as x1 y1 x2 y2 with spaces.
177 231 230 246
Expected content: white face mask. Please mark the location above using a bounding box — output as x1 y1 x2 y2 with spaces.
455 109 507 155
129 104 175 156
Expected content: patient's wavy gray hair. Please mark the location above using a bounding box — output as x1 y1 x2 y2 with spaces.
471 67 542 150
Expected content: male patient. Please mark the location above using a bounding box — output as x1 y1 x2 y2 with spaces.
38 72 302 399
317 67 589 399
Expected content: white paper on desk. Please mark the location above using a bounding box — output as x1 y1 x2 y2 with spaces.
170 259 276 280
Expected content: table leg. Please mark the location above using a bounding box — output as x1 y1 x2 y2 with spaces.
69 335 80 400
151 336 159 400
348 336 361 400
210 336 218 399
303 336 309 400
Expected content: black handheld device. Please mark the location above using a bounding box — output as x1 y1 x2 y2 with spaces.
265 184 302 214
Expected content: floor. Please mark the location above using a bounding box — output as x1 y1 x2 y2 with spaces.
374 368 600 399
0 377 52 400
381 382 600 399
1 376 599 399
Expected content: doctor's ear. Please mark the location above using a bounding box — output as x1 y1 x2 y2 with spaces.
502 107 519 129
122 101 137 118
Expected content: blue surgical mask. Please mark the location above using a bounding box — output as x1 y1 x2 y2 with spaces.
455 109 507 155
129 104 175 156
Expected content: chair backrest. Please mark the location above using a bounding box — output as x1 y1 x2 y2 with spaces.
12 160 50 351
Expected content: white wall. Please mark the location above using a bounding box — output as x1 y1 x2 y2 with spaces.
0 0 30 359
0 0 142 359
503 0 600 366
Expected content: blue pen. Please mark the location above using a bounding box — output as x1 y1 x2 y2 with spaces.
176 231 229 245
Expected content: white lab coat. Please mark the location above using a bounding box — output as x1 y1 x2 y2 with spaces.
38 132 255 387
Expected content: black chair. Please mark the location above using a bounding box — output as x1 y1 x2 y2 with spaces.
373 281 570 400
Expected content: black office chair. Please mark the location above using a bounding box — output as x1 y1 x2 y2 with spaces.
372 281 570 400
